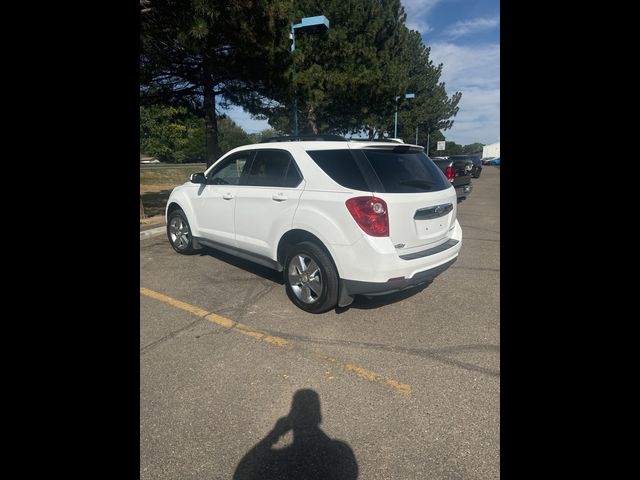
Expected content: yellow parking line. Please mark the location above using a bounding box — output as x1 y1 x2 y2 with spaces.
140 287 411 395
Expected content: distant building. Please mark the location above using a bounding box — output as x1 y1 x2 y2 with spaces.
482 142 500 158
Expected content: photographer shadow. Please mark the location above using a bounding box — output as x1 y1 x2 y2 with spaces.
233 389 358 480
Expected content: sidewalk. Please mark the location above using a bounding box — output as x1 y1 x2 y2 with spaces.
140 216 165 239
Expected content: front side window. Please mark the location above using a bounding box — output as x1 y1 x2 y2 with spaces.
208 152 253 185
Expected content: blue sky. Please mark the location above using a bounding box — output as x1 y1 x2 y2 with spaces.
223 0 499 146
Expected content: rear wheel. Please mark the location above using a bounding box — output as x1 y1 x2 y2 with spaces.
284 241 339 313
167 209 197 254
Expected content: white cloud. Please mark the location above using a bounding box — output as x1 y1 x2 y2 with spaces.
445 16 500 39
429 42 500 145
402 0 444 34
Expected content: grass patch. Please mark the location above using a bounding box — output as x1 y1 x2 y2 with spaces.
140 164 205 218
140 164 205 189
141 189 173 218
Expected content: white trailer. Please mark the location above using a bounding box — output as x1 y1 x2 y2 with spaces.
482 142 500 158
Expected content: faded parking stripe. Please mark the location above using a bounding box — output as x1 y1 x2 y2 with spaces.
140 287 411 395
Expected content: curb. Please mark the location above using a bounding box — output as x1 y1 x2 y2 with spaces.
140 226 166 240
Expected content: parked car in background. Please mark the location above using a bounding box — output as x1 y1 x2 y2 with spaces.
481 156 495 165
487 157 500 166
446 154 482 178
466 155 482 178
471 157 482 177
432 157 473 202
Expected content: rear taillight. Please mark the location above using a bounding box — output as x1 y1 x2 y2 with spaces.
445 165 455 182
345 196 389 237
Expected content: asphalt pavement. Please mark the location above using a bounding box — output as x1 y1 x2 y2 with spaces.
140 166 500 479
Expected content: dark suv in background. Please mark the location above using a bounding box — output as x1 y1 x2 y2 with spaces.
432 157 473 202
449 154 482 178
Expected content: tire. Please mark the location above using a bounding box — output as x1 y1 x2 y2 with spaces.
284 241 339 313
167 208 197 255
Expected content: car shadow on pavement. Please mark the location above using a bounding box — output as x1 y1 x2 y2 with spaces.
336 282 432 312
233 389 358 480
198 247 285 285
198 246 434 311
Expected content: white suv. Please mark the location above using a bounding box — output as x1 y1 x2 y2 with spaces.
166 135 462 313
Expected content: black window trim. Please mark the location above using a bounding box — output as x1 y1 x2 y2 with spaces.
349 149 385 192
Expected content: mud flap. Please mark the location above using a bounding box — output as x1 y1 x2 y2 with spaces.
337 280 354 307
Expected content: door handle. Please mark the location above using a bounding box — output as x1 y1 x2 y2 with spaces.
272 193 288 202
222 193 233 200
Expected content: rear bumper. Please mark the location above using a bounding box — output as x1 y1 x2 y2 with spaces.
339 256 457 301
335 220 462 307
455 183 472 200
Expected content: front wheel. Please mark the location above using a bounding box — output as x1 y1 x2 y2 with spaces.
167 208 197 254
284 241 339 314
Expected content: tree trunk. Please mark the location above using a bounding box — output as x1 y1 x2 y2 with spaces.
203 64 220 169
307 104 318 134
140 197 146 220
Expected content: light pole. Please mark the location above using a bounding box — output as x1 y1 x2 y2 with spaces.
394 93 415 138
426 126 430 155
416 122 429 152
290 15 330 135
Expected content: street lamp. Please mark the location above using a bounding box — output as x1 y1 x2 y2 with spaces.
394 93 415 138
290 15 330 135
416 122 430 152
426 126 430 155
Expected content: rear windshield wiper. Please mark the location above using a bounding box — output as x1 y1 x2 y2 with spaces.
399 179 435 189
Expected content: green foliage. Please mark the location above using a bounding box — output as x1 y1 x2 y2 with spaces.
463 143 484 155
141 0 293 108
140 106 250 162
141 0 294 165
247 128 282 143
140 105 205 163
217 116 251 155
141 0 464 156
393 28 461 143
262 0 460 138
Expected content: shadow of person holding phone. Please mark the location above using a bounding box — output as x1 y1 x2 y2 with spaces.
233 389 358 479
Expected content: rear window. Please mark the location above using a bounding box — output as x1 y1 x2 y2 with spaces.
362 149 450 193
306 149 369 191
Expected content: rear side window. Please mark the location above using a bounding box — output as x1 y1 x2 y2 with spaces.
245 149 302 187
306 149 369 191
362 149 450 193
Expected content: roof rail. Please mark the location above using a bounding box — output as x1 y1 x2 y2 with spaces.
350 138 405 143
260 134 346 143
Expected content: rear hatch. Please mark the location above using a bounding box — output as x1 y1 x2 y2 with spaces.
356 146 457 252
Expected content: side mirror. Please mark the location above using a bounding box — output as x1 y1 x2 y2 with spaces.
190 172 206 184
